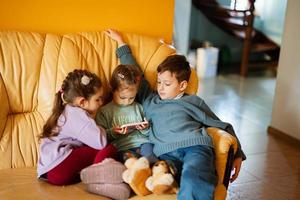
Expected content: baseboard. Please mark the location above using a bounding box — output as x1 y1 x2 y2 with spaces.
267 126 300 147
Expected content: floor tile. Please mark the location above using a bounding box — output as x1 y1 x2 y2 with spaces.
227 180 288 200
266 173 300 200
230 169 259 185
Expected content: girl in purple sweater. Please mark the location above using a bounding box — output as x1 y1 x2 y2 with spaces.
37 69 117 185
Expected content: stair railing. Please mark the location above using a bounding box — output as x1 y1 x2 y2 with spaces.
240 0 255 76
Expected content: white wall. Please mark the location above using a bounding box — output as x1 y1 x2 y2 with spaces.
271 0 300 140
254 0 287 44
173 0 192 55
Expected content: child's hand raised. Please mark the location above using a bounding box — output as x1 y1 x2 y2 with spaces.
114 126 128 135
104 29 125 47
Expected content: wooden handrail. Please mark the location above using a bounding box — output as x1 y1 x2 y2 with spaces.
240 0 255 76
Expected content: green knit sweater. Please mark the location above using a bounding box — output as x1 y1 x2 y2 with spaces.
95 101 149 152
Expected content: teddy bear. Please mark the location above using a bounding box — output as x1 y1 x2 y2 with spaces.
122 157 152 196
145 160 179 195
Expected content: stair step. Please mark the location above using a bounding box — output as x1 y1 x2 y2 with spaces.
215 17 246 27
248 61 278 68
232 30 256 39
251 43 279 53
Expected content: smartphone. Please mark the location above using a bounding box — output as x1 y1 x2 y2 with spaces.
120 121 148 129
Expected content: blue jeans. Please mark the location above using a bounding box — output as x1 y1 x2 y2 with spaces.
159 145 217 200
140 143 159 164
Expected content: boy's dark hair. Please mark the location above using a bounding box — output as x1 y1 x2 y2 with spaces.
40 69 102 139
157 55 191 82
110 64 141 92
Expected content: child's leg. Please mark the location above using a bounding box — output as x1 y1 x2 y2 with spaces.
179 145 217 200
93 144 118 164
117 148 140 163
140 143 159 165
47 146 98 185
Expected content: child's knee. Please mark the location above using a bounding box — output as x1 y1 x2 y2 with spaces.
140 143 154 154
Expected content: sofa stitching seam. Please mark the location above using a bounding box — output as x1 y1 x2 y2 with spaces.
66 32 110 85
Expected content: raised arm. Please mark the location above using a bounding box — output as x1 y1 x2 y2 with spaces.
105 29 154 104
104 29 138 66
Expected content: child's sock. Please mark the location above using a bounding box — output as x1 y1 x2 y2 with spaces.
86 183 131 200
80 158 125 184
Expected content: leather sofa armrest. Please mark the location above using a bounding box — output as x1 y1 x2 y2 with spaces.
206 127 238 185
206 127 238 200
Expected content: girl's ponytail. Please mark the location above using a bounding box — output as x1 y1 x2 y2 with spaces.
39 69 102 140
39 91 65 139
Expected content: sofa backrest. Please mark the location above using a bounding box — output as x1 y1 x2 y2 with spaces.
0 31 198 169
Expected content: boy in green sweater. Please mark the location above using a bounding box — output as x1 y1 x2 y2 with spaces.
106 29 246 200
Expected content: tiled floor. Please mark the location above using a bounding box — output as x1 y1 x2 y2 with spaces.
197 74 300 200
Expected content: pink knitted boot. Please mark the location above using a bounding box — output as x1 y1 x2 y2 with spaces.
80 158 126 184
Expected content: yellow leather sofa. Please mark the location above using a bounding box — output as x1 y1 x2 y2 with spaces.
0 31 237 200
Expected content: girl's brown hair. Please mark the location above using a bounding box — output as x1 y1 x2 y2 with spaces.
110 64 141 92
40 69 102 139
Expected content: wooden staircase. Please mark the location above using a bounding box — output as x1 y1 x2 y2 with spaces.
192 0 280 76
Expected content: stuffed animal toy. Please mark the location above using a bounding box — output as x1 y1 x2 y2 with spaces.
145 160 179 195
122 157 152 196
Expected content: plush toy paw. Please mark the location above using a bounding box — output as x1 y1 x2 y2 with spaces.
145 160 178 195
122 157 152 196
